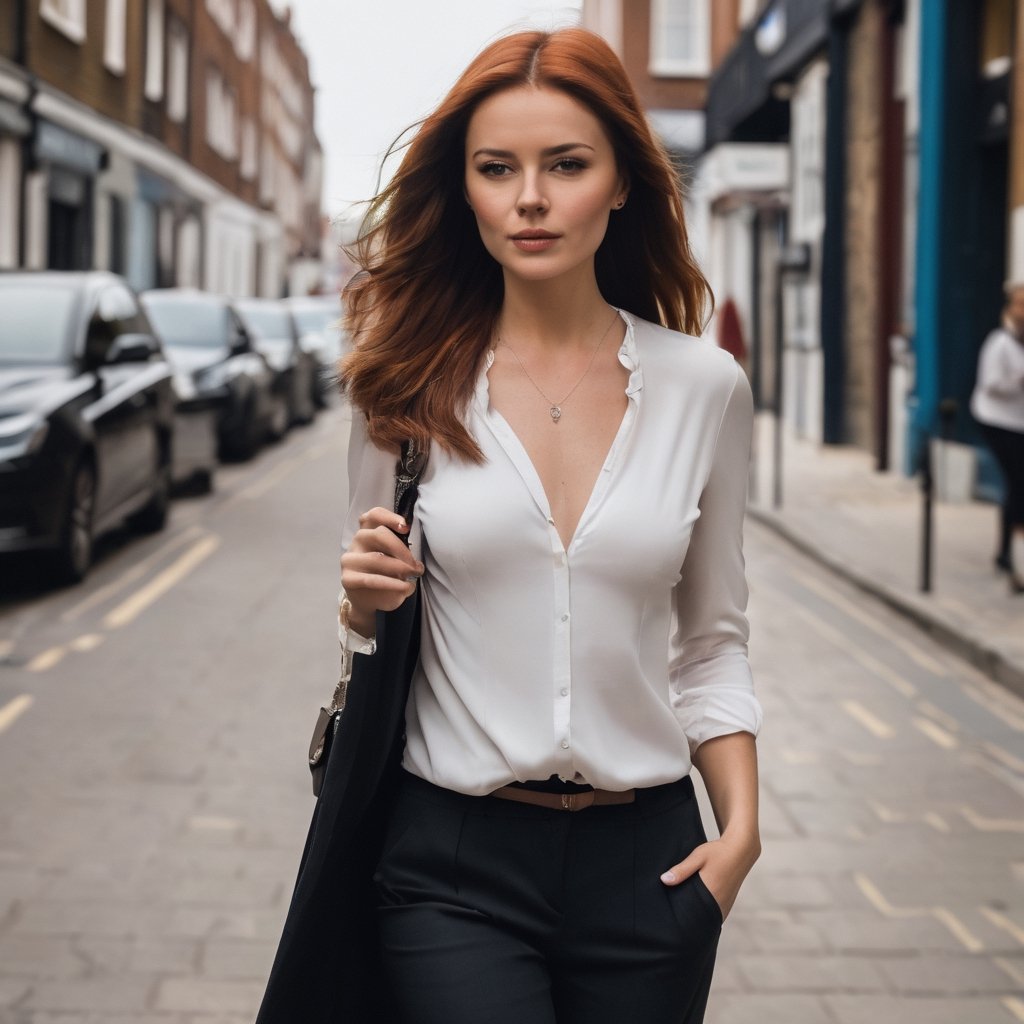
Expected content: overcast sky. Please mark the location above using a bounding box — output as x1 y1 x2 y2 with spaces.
276 1 583 218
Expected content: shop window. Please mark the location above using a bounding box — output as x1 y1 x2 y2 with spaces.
41 0 86 43
650 0 710 78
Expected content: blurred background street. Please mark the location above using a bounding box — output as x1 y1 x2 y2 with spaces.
2 0 1024 1021
0 403 1021 1023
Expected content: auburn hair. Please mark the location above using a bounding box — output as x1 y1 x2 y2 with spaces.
343 27 712 462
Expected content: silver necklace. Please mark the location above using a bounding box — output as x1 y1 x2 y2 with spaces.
499 311 619 423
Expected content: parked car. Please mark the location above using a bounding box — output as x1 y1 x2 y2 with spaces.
285 294 348 406
168 365 219 493
235 298 317 427
141 289 282 460
0 271 175 582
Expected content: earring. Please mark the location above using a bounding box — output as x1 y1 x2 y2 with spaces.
614 197 626 210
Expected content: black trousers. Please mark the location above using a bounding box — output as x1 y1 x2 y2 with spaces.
374 771 722 1024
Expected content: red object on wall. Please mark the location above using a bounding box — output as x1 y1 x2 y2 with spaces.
718 297 747 362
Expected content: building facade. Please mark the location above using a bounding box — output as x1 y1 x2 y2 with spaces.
0 0 323 297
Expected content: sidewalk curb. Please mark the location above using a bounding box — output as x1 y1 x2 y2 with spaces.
748 505 1024 700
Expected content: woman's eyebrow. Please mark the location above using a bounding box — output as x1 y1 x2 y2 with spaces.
471 143 596 159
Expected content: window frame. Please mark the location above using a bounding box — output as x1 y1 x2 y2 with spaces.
40 0 86 44
649 0 711 78
104 0 127 74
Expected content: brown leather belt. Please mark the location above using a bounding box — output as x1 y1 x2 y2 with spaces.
491 785 636 812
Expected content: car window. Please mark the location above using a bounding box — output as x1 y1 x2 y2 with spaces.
97 284 147 335
142 297 232 347
0 285 77 364
238 303 291 340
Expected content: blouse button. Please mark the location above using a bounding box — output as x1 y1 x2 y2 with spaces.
561 740 570 749
560 688 568 697
560 613 569 622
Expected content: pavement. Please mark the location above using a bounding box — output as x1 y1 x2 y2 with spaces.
746 413 1024 699
0 402 1021 1022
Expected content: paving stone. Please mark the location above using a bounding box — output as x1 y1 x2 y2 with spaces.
0 936 83 978
10 901 166 938
704 992 834 1024
799 909 971 953
735 953 888 992
20 977 154 1013
825 993 1015 1024
877 953 1021 995
732 910 829 953
71 935 199 975
152 977 263 1015
0 978 30 1008
199 938 276 979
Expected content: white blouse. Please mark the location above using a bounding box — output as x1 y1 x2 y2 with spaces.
341 309 763 796
970 326 1024 433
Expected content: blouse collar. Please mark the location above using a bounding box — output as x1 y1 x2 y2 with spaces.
476 307 644 408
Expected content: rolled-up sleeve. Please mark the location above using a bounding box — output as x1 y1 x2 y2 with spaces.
669 363 763 755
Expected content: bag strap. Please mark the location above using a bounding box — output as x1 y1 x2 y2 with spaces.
327 439 428 715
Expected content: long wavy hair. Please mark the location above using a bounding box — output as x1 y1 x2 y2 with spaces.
343 27 712 461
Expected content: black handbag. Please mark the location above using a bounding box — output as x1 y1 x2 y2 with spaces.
255 440 426 1024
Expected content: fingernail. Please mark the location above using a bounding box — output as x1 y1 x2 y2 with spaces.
397 521 409 531
660 871 675 884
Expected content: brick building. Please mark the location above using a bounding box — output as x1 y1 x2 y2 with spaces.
0 0 323 297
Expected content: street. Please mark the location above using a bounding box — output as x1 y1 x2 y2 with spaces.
0 402 1022 1024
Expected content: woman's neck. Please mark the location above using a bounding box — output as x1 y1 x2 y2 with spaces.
497 270 614 354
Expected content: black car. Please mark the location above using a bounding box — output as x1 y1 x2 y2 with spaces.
235 297 317 428
285 295 347 407
141 289 281 460
0 272 175 582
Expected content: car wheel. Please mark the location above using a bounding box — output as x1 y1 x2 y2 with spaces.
267 393 289 442
223 394 261 460
54 460 96 583
194 467 215 494
129 459 170 534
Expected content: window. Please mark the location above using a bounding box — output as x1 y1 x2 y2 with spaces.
40 0 86 43
236 0 256 61
649 0 710 78
206 0 234 36
206 68 238 160
145 0 165 102
167 18 189 122
104 0 127 73
240 118 257 180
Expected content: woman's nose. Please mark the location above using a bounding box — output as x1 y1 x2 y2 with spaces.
516 176 549 214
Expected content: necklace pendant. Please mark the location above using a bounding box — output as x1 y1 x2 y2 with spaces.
549 405 562 422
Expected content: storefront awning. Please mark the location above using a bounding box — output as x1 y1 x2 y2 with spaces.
34 119 106 175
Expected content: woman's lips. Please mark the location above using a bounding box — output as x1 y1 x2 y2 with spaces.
511 234 560 252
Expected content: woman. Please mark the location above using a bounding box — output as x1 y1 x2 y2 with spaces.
338 28 763 1023
971 282 1024 594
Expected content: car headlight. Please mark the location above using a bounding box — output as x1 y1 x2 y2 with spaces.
196 363 232 390
0 415 49 464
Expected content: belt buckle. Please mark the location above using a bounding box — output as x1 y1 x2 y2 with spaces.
561 792 595 812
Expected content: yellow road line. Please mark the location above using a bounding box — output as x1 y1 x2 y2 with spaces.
26 646 66 672
981 906 1024 946
61 525 205 623
233 445 328 503
1003 997 1024 1022
788 566 949 675
983 742 1024 775
960 683 1024 733
917 699 960 733
913 716 959 750
959 805 1024 833
995 956 1024 987
931 906 985 952
855 873 984 952
0 694 33 733
790 603 917 698
69 633 103 652
103 535 221 630
923 812 950 832
842 699 896 739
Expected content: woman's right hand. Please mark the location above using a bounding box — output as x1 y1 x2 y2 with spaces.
340 507 424 637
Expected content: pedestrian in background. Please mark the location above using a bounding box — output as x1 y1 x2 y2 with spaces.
338 28 762 1023
971 282 1024 595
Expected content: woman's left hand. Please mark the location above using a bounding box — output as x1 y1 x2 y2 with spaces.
660 832 760 921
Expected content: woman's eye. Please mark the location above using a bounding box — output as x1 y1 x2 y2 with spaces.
553 158 586 173
480 162 512 177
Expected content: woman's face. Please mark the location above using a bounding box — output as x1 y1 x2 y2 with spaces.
464 85 627 286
